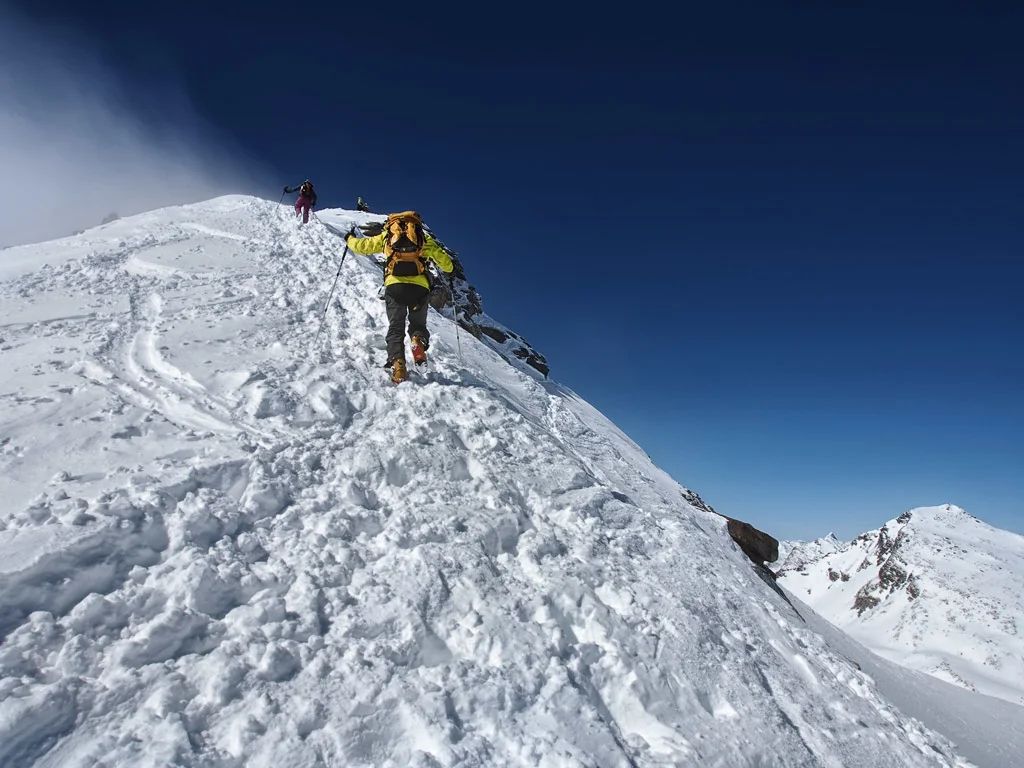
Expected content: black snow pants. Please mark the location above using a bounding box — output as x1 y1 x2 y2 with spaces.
384 282 430 364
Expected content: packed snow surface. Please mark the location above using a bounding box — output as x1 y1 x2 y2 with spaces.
778 506 1024 706
0 197 987 766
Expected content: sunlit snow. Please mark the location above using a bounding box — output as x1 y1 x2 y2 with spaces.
0 196 1013 766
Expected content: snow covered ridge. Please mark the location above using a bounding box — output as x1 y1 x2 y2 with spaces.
778 505 1024 706
777 533 844 574
0 197 980 765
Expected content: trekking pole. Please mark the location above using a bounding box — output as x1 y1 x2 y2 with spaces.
313 243 350 346
448 275 463 361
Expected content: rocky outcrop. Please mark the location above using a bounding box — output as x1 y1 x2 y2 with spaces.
680 488 719 517
851 524 921 615
852 588 880 616
726 518 780 566
681 488 779 566
677 487 792 601
426 228 549 377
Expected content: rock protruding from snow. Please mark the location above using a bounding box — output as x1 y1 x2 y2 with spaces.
681 487 779 565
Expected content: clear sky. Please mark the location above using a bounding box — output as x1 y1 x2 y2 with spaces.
5 1 1022 542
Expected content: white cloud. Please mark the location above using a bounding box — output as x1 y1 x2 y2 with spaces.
0 8 268 247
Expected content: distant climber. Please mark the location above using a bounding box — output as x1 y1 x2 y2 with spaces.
283 180 318 224
357 196 371 213
345 211 453 383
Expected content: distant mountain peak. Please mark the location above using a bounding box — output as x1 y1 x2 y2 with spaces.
899 504 979 526
778 505 1024 706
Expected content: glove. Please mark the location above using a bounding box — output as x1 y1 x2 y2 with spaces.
345 227 356 239
283 186 289 193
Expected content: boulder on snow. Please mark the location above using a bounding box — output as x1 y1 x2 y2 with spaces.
726 518 780 565
681 488 780 565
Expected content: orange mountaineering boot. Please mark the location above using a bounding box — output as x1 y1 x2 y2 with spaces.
391 357 408 384
410 335 427 367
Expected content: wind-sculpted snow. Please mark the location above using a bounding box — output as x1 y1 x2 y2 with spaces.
0 197 979 766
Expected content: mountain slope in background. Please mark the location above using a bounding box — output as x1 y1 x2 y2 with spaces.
789 590 1024 768
777 505 1024 706
777 532 844 572
0 198 979 766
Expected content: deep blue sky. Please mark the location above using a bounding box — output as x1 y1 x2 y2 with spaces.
13 1 1023 542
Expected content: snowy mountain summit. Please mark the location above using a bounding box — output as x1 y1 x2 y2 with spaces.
778 505 1024 706
0 197 981 766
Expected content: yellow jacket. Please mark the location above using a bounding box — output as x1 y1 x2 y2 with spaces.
346 231 454 289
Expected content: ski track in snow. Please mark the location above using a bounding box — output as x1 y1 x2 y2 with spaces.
0 197 984 767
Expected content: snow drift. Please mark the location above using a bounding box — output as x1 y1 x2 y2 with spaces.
0 197 983 766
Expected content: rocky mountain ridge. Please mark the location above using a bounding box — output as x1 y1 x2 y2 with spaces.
777 505 1024 705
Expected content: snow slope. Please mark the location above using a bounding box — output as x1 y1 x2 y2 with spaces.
786 592 1024 768
777 506 1024 706
0 197 980 766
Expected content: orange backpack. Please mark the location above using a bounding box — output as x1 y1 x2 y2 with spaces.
383 211 427 277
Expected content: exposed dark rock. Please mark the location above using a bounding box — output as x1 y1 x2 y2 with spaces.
680 488 719 516
679 488 779 566
828 568 841 582
906 573 921 599
427 283 451 313
480 326 509 344
850 520 920 615
726 518 779 565
853 588 881 616
878 553 910 593
875 524 895 565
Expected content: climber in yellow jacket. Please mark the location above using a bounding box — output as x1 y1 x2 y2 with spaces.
346 211 453 383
